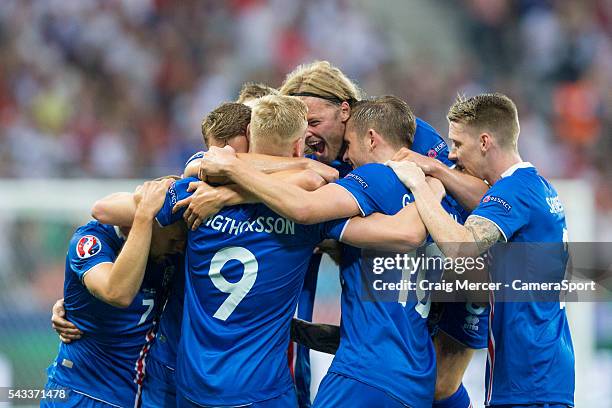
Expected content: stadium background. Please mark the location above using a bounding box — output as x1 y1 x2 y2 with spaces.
0 0 609 407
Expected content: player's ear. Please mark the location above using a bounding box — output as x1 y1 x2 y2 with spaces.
339 101 351 123
480 132 492 152
246 123 251 142
291 136 305 158
368 129 380 151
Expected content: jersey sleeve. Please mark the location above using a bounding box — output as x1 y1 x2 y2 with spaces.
413 118 454 167
68 229 117 282
184 151 204 167
470 178 529 241
156 178 195 227
321 218 348 241
334 163 397 217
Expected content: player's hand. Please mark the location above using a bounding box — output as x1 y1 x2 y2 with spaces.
425 177 446 202
199 146 238 180
134 179 174 219
51 298 83 344
392 148 439 175
173 181 223 230
386 160 427 190
314 239 342 266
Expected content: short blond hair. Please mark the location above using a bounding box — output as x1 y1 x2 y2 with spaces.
447 93 520 150
236 82 278 104
250 95 307 149
279 60 362 105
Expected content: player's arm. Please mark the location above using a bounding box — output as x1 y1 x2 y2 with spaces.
83 180 171 308
291 318 340 355
392 148 488 210
339 177 445 252
199 147 360 224
184 154 339 184
91 192 137 227
51 298 83 343
175 169 327 230
340 205 425 252
387 161 501 259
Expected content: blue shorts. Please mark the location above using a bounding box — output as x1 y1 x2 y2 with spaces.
177 387 297 408
432 302 489 349
313 373 409 408
41 380 117 408
140 357 176 408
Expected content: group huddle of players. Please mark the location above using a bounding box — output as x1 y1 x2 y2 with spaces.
44 61 575 408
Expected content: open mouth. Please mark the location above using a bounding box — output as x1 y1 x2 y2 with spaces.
305 136 326 155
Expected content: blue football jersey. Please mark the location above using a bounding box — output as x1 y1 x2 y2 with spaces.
471 163 574 406
330 163 436 407
146 256 185 371
156 178 346 407
412 117 453 167
46 221 171 407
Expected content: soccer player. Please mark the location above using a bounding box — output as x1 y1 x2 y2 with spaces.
160 95 351 407
42 179 185 408
199 96 459 407
276 61 489 407
387 93 574 407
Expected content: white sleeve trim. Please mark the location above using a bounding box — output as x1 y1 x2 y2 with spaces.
79 261 114 284
338 218 351 242
334 183 366 217
468 214 508 242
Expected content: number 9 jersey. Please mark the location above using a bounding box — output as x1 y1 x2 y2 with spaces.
156 178 347 407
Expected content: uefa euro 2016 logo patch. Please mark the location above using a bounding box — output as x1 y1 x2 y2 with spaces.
76 235 102 259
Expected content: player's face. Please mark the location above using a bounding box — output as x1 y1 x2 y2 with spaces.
150 223 186 262
301 97 346 164
448 121 484 178
342 122 369 169
208 135 249 153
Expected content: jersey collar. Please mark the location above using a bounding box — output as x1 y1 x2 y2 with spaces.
500 161 534 178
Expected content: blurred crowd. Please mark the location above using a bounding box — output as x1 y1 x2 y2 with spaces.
0 0 610 226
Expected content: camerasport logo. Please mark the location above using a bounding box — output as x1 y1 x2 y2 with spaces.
482 195 512 212
77 235 102 259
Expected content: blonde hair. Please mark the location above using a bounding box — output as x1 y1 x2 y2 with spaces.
236 82 278 104
447 93 520 150
279 60 362 104
250 95 308 150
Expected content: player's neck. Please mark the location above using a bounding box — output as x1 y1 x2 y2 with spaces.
249 145 292 157
371 145 397 164
487 151 523 185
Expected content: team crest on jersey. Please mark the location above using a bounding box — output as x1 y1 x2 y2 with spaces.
427 149 438 158
76 235 102 259
482 195 512 212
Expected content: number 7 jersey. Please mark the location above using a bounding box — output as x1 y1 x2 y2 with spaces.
45 221 171 407
156 178 346 407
